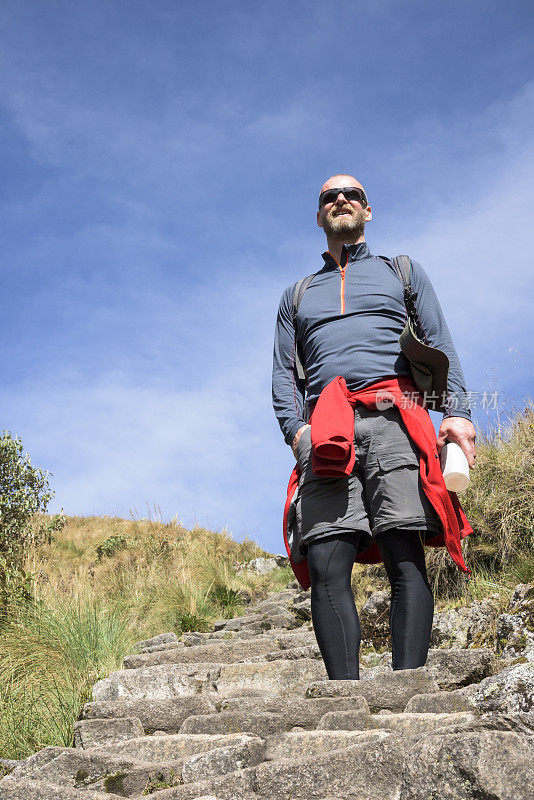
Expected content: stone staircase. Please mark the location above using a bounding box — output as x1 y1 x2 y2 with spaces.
1 581 533 799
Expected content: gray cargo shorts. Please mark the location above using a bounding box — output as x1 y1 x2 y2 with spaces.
293 404 442 558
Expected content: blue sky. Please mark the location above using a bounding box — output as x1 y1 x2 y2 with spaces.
1 0 533 554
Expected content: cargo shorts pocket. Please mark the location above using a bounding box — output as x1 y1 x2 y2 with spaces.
376 450 420 472
369 448 424 529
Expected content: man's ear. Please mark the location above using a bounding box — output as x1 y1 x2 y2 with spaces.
365 205 372 222
317 210 324 229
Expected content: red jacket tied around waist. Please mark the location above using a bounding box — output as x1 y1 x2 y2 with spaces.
283 375 473 590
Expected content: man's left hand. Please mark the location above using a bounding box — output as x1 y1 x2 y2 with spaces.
436 417 477 468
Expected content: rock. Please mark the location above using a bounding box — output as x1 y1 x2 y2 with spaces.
80 696 217 733
430 595 501 650
5 582 534 800
315 710 370 730
217 694 370 729
359 590 391 648
400 730 534 799
496 587 534 660
372 711 476 733
404 689 477 713
238 557 278 574
6 749 70 781
123 638 277 669
93 732 259 762
0 760 19 774
263 645 321 661
263 729 379 759
251 591 299 610
135 640 187 654
73 717 144 748
23 749 170 797
0 777 118 799
424 646 495 689
134 632 180 651
181 736 265 783
179 712 288 736
215 658 327 697
306 667 440 712
129 766 257 799
254 730 404 800
466 661 534 713
433 711 534 736
292 599 312 620
91 663 223 701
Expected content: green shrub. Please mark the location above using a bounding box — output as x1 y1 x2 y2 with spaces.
175 612 209 633
0 431 64 566
95 535 128 561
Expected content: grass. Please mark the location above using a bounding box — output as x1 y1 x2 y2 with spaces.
0 401 532 761
0 595 132 759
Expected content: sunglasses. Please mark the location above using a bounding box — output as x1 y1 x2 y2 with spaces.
318 187 368 209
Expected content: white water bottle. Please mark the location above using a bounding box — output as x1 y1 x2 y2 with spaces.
440 441 470 492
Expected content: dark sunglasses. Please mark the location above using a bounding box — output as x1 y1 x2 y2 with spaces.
318 187 368 209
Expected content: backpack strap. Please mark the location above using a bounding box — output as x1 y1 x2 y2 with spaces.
378 254 425 341
292 273 317 382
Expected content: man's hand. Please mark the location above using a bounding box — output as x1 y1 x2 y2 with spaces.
292 424 311 460
436 417 477 468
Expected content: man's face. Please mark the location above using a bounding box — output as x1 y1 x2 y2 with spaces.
317 176 371 239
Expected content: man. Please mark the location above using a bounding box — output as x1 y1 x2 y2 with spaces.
271 174 476 679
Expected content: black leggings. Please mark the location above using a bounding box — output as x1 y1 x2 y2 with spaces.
306 528 434 679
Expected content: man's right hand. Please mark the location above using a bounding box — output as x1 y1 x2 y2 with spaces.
292 424 311 460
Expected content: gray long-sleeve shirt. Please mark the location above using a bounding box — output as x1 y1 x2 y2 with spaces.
272 241 471 447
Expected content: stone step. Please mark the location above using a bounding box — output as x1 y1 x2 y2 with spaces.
254 730 404 800
3 734 267 798
263 729 381 760
424 647 495 689
135 641 187 655
214 608 301 632
306 667 440 712
74 717 144 749
215 658 327 697
180 736 265 784
80 697 217 734
316 710 476 733
404 688 477 713
123 638 279 669
0 776 121 799
134 632 180 651
99 731 404 799
400 729 534 800
91 663 224 701
91 732 260 763
4 748 70 782
125 766 258 799
179 712 288 737
21 748 175 797
217 694 370 729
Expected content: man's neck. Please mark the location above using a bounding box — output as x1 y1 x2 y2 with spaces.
325 234 366 264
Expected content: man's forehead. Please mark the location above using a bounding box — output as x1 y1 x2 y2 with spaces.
319 174 363 194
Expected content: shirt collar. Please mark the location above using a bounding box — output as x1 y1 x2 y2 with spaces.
322 241 371 268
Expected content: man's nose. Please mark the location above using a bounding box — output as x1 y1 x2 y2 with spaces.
334 192 347 203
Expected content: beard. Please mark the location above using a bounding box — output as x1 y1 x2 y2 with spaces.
322 204 366 241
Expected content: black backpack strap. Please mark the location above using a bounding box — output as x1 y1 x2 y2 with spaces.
378 254 425 341
292 273 317 382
